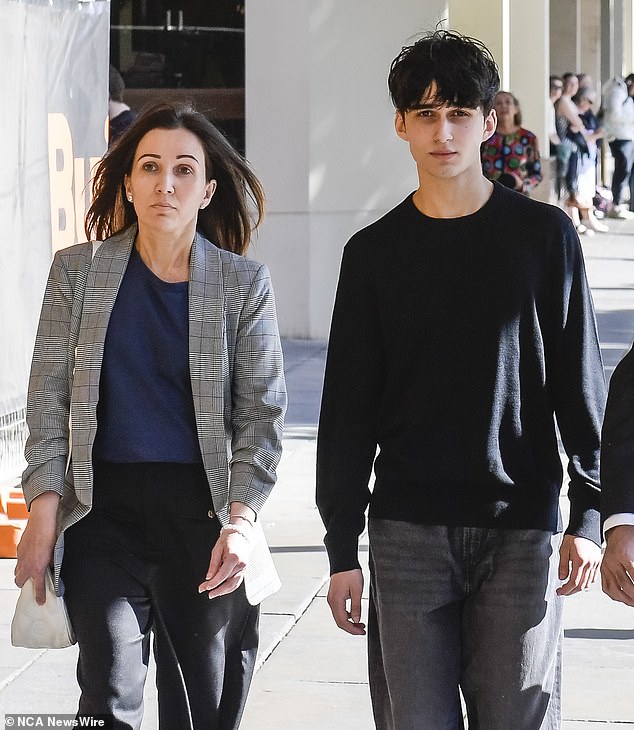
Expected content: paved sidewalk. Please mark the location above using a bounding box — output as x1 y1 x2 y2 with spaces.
1 214 634 728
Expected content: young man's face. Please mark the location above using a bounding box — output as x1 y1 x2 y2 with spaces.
395 83 496 184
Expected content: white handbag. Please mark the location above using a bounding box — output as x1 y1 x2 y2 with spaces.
11 568 76 649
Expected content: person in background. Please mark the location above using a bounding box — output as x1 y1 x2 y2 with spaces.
601 74 634 219
109 65 138 146
554 72 588 209
576 73 594 91
15 102 286 729
481 90 542 195
601 343 634 608
571 86 608 234
549 76 564 156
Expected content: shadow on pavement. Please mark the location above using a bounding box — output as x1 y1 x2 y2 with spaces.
564 628 634 640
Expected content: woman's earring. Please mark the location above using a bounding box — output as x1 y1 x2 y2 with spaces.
127 193 133 202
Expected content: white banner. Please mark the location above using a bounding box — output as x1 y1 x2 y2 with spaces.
0 0 110 479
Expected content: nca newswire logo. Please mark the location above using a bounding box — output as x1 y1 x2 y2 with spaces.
4 716 110 728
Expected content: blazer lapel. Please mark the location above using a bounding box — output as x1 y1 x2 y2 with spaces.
71 227 134 505
189 233 229 514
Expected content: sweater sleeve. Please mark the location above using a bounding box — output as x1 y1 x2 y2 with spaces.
316 238 382 574
549 221 606 545
601 343 634 522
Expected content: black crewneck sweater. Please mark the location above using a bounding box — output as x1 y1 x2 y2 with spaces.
316 183 606 574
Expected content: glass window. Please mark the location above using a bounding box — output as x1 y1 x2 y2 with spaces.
110 1 245 152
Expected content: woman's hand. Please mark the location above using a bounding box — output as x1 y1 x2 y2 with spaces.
14 492 60 604
198 525 253 599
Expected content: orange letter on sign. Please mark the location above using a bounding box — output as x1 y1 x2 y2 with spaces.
48 113 76 254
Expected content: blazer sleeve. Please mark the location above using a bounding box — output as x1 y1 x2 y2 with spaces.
228 264 287 512
601 343 634 521
22 252 76 508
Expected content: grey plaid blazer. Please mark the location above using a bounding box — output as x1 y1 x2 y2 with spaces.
22 226 287 605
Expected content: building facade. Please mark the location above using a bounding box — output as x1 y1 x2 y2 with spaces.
246 0 634 338
1 0 633 482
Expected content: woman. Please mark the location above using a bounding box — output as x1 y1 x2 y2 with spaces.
571 86 608 234
548 76 564 156
108 65 137 145
15 103 287 729
481 91 542 195
554 72 589 208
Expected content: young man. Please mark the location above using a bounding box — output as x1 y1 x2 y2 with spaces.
549 75 563 156
601 73 634 218
601 344 634 607
316 30 606 730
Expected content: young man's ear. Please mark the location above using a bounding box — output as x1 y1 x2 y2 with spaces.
482 108 497 143
395 111 409 140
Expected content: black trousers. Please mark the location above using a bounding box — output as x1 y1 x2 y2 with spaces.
61 462 259 730
609 138 634 206
555 144 579 198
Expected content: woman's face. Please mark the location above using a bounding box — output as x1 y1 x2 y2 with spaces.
493 93 517 121
564 76 579 96
124 127 216 240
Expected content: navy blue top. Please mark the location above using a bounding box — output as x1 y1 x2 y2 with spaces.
93 246 202 463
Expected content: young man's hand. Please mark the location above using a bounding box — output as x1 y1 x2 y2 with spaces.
601 525 634 607
556 534 601 596
327 569 366 635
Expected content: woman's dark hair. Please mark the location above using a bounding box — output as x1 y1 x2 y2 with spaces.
86 102 265 254
388 29 500 115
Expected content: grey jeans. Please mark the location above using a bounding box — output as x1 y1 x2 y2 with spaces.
368 520 563 730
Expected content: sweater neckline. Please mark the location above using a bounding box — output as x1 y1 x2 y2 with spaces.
406 181 500 225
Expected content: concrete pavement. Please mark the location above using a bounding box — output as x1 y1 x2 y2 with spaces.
1 213 634 728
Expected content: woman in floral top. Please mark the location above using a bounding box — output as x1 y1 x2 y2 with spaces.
481 91 543 195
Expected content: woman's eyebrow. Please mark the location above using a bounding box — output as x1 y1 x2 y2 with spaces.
136 153 200 163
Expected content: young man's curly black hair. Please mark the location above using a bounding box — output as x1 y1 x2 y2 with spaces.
388 29 500 116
